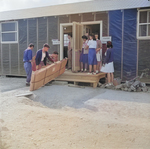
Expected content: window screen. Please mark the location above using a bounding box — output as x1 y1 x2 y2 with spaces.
64 34 69 47
1 22 18 43
138 10 150 38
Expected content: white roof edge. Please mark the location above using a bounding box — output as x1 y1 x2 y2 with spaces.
0 0 150 21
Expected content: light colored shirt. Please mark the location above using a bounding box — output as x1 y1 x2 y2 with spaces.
96 39 102 61
87 39 97 49
82 40 88 48
41 51 46 61
82 40 89 54
68 38 73 51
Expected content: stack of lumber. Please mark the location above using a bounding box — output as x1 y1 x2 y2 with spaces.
30 58 67 91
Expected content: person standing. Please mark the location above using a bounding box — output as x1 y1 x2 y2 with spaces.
35 43 54 70
95 33 102 73
101 41 114 86
67 33 73 70
23 43 34 86
86 34 97 75
80 35 88 72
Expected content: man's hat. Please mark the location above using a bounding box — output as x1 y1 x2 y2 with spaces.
43 43 50 48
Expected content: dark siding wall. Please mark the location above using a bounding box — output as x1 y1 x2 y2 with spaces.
48 16 58 53
96 12 108 36
109 9 138 80
83 13 94 22
2 44 10 75
18 17 59 75
28 19 37 56
0 41 1 75
19 19 27 75
109 10 122 78
38 17 47 50
138 40 150 78
59 15 69 24
123 9 137 80
10 44 18 75
70 14 81 22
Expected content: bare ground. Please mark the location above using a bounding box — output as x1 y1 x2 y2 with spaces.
0 77 150 149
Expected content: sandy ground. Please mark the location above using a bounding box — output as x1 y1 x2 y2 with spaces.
0 77 150 149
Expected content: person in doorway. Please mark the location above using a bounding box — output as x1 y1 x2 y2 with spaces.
35 43 54 70
101 41 114 87
80 35 88 72
23 43 34 86
50 51 58 62
67 33 73 70
86 34 97 75
95 33 102 73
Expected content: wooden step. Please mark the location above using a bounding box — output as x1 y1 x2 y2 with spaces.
55 70 106 88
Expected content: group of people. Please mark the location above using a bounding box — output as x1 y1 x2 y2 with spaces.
80 33 102 74
67 33 114 86
23 43 58 86
23 33 114 87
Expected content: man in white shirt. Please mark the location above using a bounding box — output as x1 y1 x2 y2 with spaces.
35 43 54 70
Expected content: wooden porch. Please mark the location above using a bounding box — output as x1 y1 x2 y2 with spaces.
55 70 106 88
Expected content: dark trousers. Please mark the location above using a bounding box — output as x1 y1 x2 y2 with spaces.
68 50 72 69
24 62 32 83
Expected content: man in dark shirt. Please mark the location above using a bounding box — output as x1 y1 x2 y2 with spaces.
23 43 34 86
35 43 54 70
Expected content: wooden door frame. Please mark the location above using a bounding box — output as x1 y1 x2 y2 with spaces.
60 23 73 60
72 22 83 72
81 21 103 40
60 21 103 60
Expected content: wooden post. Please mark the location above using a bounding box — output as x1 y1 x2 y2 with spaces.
93 82 98 88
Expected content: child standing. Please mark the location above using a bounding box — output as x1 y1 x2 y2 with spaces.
86 34 97 75
101 41 114 86
80 35 88 72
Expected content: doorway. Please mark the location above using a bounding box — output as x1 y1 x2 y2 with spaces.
60 21 103 72
63 26 72 59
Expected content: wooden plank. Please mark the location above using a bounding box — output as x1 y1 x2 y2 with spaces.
16 92 33 97
61 71 106 77
56 78 97 83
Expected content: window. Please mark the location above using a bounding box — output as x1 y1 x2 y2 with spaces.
1 21 18 43
64 34 69 47
138 10 150 39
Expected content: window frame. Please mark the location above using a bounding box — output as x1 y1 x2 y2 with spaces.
137 9 150 40
0 21 18 43
63 34 69 47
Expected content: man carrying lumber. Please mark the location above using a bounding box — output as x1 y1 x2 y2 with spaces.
23 43 34 86
35 43 54 70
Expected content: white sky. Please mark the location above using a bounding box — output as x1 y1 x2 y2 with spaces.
0 0 92 12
